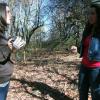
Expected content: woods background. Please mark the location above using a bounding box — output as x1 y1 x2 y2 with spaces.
0 0 93 100
1 0 91 62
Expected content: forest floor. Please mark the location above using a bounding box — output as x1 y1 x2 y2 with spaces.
7 52 91 100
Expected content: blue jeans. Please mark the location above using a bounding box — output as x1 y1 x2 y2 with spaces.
0 83 9 100
78 64 100 100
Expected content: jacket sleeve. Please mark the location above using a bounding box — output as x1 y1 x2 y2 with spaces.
77 41 83 58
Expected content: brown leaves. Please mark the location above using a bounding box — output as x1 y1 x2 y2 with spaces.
7 53 82 100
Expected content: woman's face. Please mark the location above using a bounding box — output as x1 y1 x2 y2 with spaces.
6 6 11 24
88 7 97 25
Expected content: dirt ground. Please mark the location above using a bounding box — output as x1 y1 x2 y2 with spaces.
6 52 90 100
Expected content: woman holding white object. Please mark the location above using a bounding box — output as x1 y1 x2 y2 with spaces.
0 3 26 100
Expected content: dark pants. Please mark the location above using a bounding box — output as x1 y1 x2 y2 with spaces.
78 64 100 100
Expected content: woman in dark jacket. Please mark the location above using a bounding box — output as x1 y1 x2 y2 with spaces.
0 3 14 100
0 3 26 100
79 0 100 100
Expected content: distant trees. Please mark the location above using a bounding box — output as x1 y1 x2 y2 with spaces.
1 0 92 61
8 0 50 45
7 0 90 51
42 0 87 50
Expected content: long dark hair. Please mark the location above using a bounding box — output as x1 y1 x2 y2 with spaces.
0 3 8 33
82 4 100 40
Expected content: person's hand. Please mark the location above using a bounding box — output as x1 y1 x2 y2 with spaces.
8 38 13 50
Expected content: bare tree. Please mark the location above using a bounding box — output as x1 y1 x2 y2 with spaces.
8 0 51 45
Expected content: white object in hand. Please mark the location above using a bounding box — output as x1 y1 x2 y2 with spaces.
13 36 26 49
